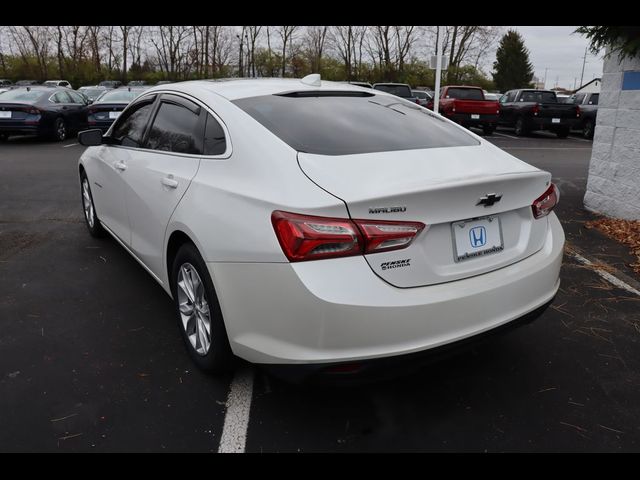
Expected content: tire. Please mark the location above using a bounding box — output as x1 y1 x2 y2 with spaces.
483 125 495 136
583 120 594 139
171 242 234 373
514 117 528 136
556 127 569 139
50 117 67 142
80 172 105 238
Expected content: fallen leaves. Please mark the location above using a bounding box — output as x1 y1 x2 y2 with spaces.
585 217 640 274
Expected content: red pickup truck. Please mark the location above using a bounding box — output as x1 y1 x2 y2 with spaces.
427 85 500 135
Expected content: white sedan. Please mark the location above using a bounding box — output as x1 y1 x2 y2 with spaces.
77 75 564 378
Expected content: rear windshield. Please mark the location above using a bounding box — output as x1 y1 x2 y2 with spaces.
0 89 46 102
233 93 479 156
95 89 140 103
446 88 484 100
413 91 429 99
373 84 412 98
520 91 557 103
588 93 599 105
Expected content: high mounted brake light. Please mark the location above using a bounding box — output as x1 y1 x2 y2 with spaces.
272 211 426 262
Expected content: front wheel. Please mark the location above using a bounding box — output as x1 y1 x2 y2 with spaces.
80 172 105 237
514 117 528 136
171 243 234 373
583 120 594 139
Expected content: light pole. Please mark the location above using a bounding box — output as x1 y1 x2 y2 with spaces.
544 68 548 89
579 46 587 88
434 26 444 113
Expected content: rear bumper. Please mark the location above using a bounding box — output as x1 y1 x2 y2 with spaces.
209 213 564 365
528 117 578 130
0 123 43 135
446 113 499 127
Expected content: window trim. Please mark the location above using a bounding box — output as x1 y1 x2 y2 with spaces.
107 90 232 160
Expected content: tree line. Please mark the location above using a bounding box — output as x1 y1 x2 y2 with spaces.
0 26 507 89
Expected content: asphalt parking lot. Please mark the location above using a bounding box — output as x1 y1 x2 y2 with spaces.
2 129 640 452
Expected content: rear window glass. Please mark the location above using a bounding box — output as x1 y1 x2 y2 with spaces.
0 89 46 102
520 91 557 103
233 93 479 156
446 88 484 100
96 90 140 103
373 85 412 98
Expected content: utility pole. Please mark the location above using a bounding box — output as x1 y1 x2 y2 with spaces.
544 68 548 89
579 46 587 88
434 26 444 114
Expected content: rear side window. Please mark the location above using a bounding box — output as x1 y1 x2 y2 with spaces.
374 85 412 98
446 88 484 100
145 100 203 154
111 98 156 147
52 91 72 103
520 91 557 103
572 93 586 105
204 113 227 155
233 93 478 156
589 93 599 105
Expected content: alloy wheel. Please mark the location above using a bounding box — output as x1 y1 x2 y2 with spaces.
177 263 212 356
82 178 95 228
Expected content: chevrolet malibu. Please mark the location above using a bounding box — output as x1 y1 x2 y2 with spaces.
77 76 564 378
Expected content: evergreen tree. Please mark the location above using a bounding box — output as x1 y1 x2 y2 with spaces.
492 30 534 92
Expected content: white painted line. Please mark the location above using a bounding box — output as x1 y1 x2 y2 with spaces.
502 147 591 150
568 136 593 143
217 366 254 453
570 251 640 296
493 132 520 140
62 143 79 148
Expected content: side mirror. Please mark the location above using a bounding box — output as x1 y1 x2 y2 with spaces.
78 129 104 146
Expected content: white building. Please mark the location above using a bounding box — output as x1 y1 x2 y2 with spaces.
574 77 601 94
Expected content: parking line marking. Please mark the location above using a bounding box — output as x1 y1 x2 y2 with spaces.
502 147 591 150
62 143 79 148
493 132 520 140
570 251 640 296
217 366 254 453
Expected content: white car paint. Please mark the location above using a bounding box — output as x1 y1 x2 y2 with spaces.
78 77 564 367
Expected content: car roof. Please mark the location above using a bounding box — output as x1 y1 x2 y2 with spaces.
139 78 378 102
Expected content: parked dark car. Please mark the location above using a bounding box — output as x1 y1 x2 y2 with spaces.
78 86 107 103
0 79 13 88
87 87 149 132
127 80 147 86
570 92 599 139
347 81 373 88
0 86 90 141
372 83 419 104
498 89 580 138
98 80 123 89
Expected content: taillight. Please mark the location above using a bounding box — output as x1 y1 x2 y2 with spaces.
532 103 539 116
532 183 559 219
576 105 581 117
271 211 426 262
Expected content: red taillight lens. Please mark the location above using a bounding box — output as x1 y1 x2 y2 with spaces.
532 103 539 115
576 105 581 117
271 211 426 262
532 183 560 219
354 220 425 254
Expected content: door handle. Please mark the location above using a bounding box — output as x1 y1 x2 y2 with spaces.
161 176 178 189
113 161 127 171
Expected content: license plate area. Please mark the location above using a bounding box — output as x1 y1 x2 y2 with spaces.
0 111 11 118
470 114 480 119
109 111 121 119
552 118 561 123
451 215 504 263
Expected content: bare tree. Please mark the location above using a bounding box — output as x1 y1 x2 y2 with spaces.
246 26 262 77
86 26 103 74
150 26 193 80
277 26 298 77
305 26 328 74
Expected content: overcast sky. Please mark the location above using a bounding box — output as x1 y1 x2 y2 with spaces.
511 26 604 90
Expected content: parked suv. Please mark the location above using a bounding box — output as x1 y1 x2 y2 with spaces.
372 82 419 104
570 92 599 139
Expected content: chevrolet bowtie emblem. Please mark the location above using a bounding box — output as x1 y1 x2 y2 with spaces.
477 193 503 207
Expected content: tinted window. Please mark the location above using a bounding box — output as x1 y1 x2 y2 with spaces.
67 91 85 104
572 93 585 104
52 91 73 103
204 113 227 155
111 99 155 147
520 91 557 103
589 93 599 105
505 91 517 102
413 91 428 99
96 89 140 104
233 93 478 156
145 101 203 154
446 88 484 100
374 84 412 98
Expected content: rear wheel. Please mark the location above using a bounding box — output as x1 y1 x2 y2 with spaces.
482 125 495 136
51 118 67 142
171 242 234 373
583 120 594 139
556 127 569 138
514 117 528 136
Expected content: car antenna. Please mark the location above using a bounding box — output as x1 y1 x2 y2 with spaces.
300 73 321 87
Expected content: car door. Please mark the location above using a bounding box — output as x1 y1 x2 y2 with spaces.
90 95 157 245
498 90 516 125
66 90 89 130
121 93 204 279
